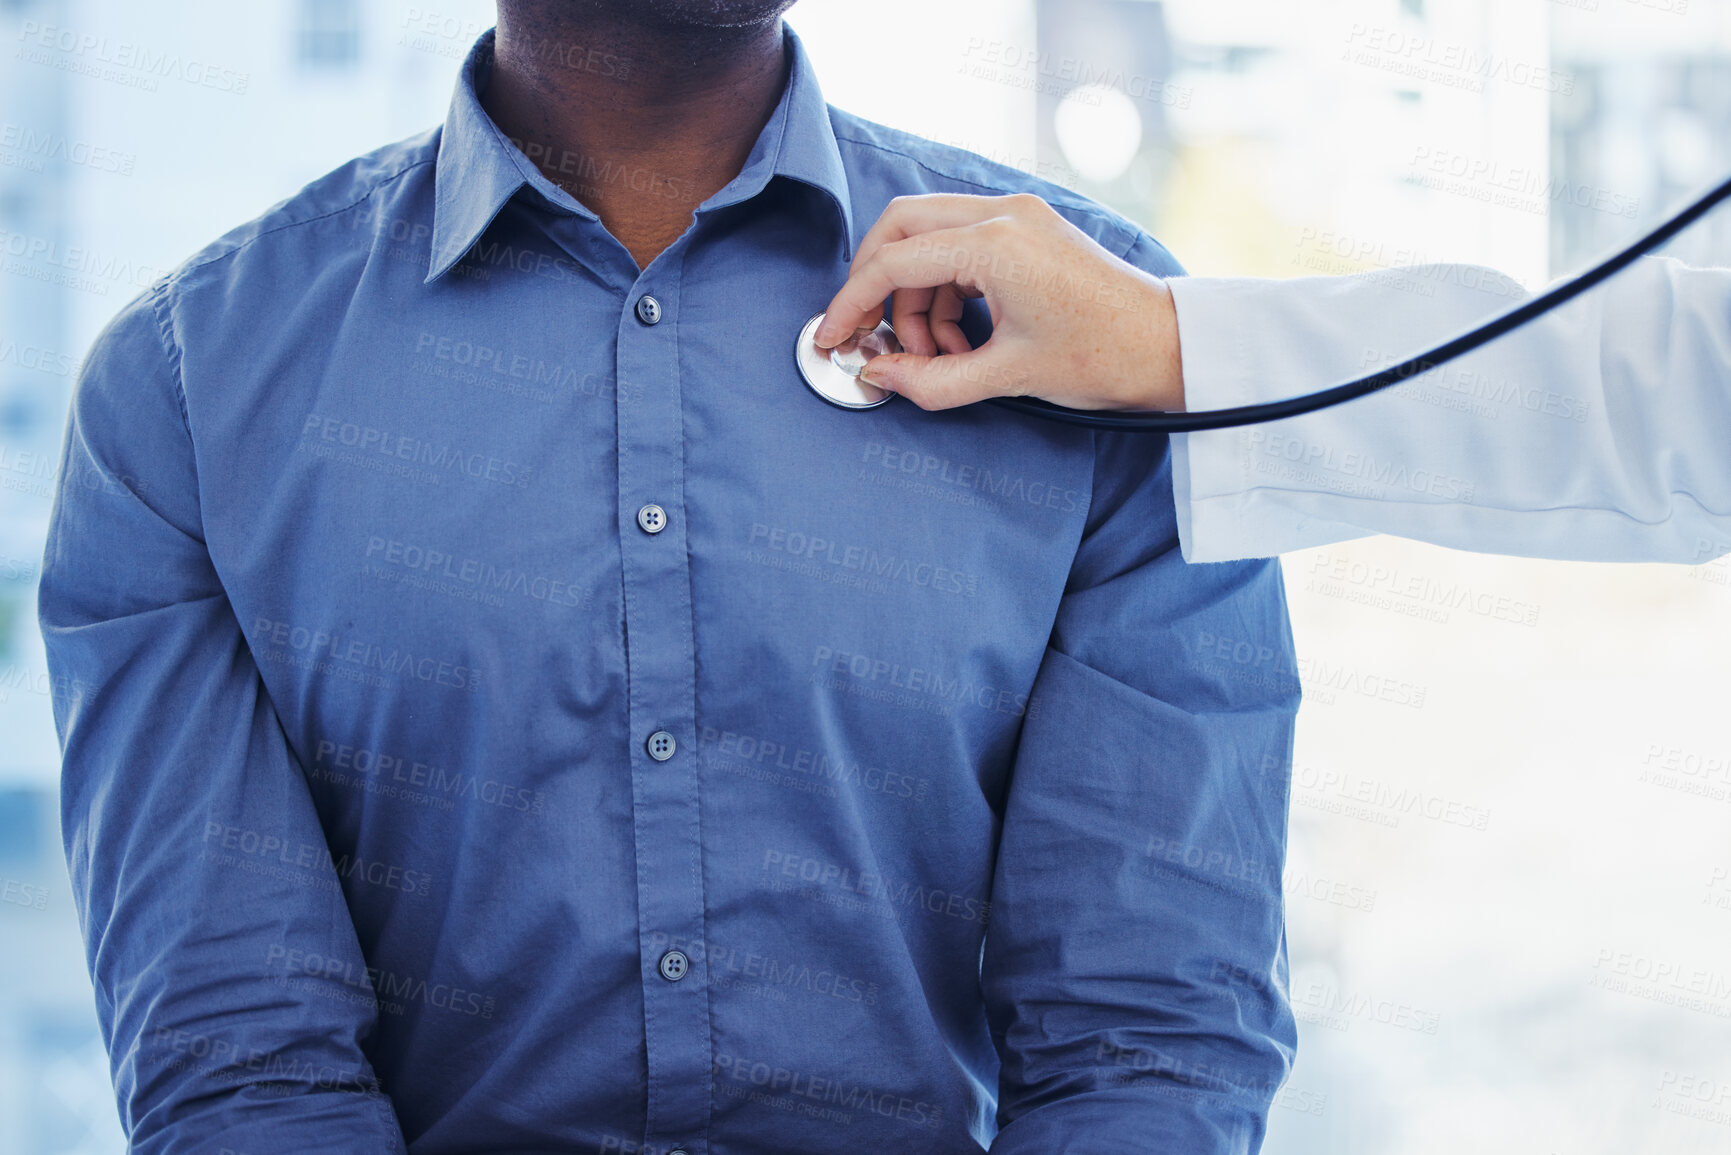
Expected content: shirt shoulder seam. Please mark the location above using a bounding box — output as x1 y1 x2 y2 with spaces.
172 155 436 283
143 279 191 436
153 153 435 432
831 133 1006 195
832 132 1141 255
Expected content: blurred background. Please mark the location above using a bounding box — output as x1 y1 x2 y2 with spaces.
2 0 1730 1152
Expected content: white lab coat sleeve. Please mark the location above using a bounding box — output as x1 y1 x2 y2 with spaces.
1167 257 1731 564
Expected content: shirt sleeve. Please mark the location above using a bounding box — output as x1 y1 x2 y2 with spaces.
982 275 1301 1149
38 283 406 1153
1168 257 1731 564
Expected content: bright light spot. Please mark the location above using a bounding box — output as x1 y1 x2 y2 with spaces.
1053 84 1143 183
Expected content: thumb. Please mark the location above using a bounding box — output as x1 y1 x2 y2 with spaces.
859 350 1021 411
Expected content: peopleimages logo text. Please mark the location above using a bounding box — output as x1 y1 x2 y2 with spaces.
16 21 250 93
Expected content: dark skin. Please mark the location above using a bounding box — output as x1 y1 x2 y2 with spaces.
484 0 798 270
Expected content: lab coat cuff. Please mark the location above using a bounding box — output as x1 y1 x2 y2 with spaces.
1168 277 1264 562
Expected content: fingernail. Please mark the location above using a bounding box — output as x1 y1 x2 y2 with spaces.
859 362 895 392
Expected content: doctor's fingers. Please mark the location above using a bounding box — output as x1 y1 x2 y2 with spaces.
815 223 1008 348
858 345 1033 411
889 283 976 359
848 192 1052 275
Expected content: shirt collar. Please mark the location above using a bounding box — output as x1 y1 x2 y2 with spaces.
426 24 855 283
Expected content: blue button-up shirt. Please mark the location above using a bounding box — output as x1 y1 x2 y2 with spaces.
41 25 1299 1155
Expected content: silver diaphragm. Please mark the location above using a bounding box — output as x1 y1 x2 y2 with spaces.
795 311 899 410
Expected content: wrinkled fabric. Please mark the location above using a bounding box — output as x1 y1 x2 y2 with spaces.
42 25 1299 1155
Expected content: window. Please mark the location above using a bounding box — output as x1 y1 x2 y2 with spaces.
297 0 361 69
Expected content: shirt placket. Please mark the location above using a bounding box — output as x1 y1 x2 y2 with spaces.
614 254 710 1154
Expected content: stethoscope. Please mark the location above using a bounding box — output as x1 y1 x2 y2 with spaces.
796 169 1731 434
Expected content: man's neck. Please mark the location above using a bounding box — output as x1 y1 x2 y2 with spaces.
482 3 789 271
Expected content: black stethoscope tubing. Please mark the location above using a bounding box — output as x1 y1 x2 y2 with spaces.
985 170 1731 434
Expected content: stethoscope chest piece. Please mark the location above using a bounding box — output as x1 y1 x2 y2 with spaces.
795 311 899 410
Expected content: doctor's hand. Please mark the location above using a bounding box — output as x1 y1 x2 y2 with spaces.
813 193 1186 412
